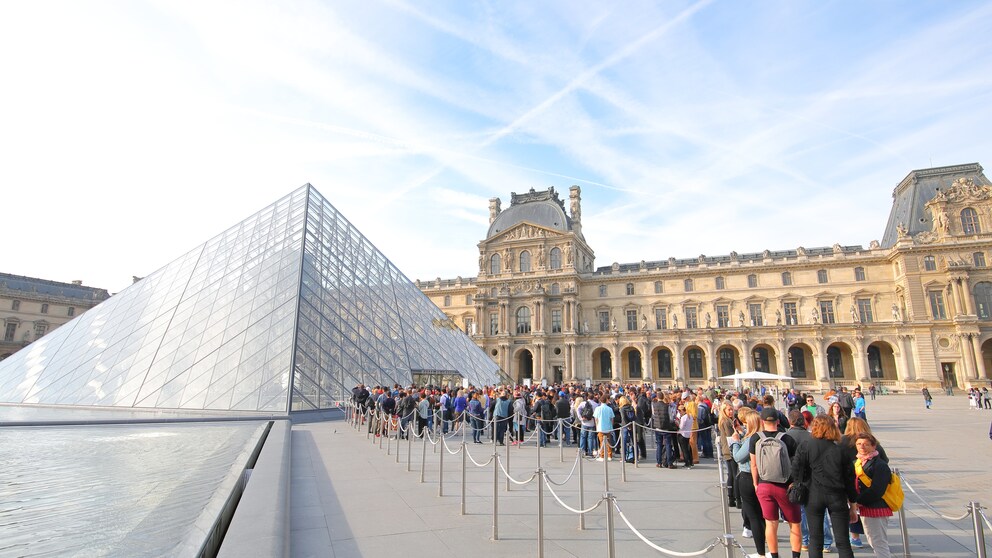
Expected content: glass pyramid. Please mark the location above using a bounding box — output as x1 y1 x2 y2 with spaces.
0 185 500 413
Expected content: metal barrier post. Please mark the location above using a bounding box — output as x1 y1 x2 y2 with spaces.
605 491 616 558
559 419 565 463
379 414 385 450
420 429 428 483
492 453 500 540
604 438 610 493
394 418 401 463
538 468 546 558
973 502 988 558
537 427 542 469
620 428 627 483
386 418 392 455
633 423 639 469
715 436 735 558
407 422 413 472
578 447 586 531
461 438 467 515
438 434 445 497
505 433 511 492
894 468 911 558
366 410 372 439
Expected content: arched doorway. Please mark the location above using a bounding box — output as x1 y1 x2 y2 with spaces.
981 338 992 379
717 345 740 376
592 348 613 380
788 343 814 378
517 349 534 382
683 345 707 382
750 344 778 374
621 347 643 380
867 341 897 380
653 346 674 380
826 343 855 382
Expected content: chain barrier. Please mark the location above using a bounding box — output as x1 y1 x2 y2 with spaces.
900 471 973 521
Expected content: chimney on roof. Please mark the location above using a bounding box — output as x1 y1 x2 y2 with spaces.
71 280 82 286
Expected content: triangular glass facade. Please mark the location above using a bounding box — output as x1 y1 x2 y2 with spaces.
0 185 500 413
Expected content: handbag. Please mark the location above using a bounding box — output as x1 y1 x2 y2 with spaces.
854 459 904 511
787 481 809 505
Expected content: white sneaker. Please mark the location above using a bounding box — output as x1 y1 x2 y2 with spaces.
741 527 753 538
596 457 604 461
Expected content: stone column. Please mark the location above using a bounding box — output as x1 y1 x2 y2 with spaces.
896 335 914 382
815 338 829 382
535 343 545 381
960 334 978 380
642 341 652 380
775 339 789 379
853 338 868 383
535 301 542 333
970 334 985 379
611 341 621 382
738 339 752 372
564 300 572 333
705 340 717 381
961 277 976 315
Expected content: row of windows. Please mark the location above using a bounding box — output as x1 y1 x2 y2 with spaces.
3 321 48 342
443 294 473 307
8 300 75 316
489 247 564 274
922 252 986 271
601 268 867 297
598 344 888 379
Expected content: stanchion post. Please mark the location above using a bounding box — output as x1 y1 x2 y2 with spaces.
395 417 401 464
505 433 511 492
633 423 639 469
715 436 735 558
559 419 564 463
578 447 586 531
438 434 445 497
537 468 545 558
386 417 392 455
894 468 911 558
972 501 987 558
605 492 616 558
492 453 500 540
461 439 467 516
407 422 413 472
366 410 372 439
420 429 428 483
620 428 627 483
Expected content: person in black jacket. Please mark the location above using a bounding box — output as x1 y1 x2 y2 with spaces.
792 415 857 558
853 433 893 558
650 392 675 468
635 389 651 460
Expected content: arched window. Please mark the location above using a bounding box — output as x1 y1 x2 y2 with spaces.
599 351 612 379
827 346 844 378
781 272 792 286
519 251 531 272
961 208 981 234
656 349 672 378
549 247 562 270
975 281 992 320
867 346 884 378
626 283 635 295
688 348 704 378
923 255 936 271
789 347 806 377
752 347 769 372
719 348 735 374
550 283 560 295
515 306 531 334
627 350 642 378
490 254 501 275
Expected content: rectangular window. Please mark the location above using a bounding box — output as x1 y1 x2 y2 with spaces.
40 303 49 314
599 311 610 332
685 306 698 329
782 272 792 286
857 298 874 323
715 276 725 290
626 283 635 296
748 303 763 326
923 256 936 271
654 281 663 294
465 295 473 305
854 267 866 282
716 305 729 328
783 302 798 325
464 317 474 335
684 279 693 292
819 301 835 324
817 270 828 284
654 307 667 330
489 312 498 335
748 274 758 288
626 309 637 331
4 322 16 342
67 307 75 317
11 300 20 311
975 252 987 267
599 285 607 297
34 323 47 338
928 291 947 320
550 309 562 333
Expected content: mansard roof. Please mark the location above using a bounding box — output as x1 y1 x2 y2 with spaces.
487 187 573 239
881 163 991 248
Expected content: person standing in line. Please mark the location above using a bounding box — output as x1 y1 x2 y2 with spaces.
921 387 933 410
676 401 694 469
829 401 848 434
468 393 485 444
750 407 802 558
841 418 887 549
838 387 854 420
651 392 675 468
576 395 598 457
635 388 651 460
792 415 855 558
852 433 893 558
417 391 432 438
732 408 766 555
593 394 615 461
853 389 867 421
718 401 739 505
512 391 527 446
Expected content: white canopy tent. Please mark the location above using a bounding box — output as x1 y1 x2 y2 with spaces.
719 371 795 392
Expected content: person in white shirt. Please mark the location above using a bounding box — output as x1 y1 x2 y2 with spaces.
593 395 615 461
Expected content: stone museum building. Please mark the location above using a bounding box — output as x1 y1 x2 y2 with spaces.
419 163 992 392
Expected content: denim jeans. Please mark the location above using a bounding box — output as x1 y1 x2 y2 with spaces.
654 431 674 465
580 426 598 455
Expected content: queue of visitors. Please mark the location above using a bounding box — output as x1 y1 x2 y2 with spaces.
351 381 902 558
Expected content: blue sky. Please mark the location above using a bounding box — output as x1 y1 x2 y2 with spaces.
2 0 991 293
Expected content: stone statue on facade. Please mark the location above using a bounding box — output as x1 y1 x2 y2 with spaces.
672 313 678 329
851 305 859 323
565 243 573 265
479 253 485 273
934 207 949 232
738 311 745 327
641 314 648 330
896 223 909 238
583 320 589 334
892 303 902 322
611 317 618 331
538 248 546 268
776 309 782 325
503 248 512 271
811 307 819 324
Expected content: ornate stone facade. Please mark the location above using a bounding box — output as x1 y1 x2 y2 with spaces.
421 165 992 391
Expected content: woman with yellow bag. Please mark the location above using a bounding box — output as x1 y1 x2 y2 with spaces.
852 433 893 558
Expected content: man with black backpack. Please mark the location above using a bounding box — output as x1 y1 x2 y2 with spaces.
533 391 555 447
650 392 676 468
750 407 802 558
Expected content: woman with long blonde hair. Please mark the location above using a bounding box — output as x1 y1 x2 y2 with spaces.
731 408 766 556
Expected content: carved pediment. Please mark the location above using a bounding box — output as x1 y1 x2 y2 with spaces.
496 222 565 242
943 177 992 203
914 230 939 244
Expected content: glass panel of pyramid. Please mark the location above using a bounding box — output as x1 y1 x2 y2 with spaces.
0 185 500 413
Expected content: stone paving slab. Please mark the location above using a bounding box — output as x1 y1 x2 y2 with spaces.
290 395 992 557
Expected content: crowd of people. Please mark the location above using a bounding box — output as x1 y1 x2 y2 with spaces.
351 381 900 558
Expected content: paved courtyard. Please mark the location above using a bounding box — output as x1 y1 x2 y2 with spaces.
290 394 992 557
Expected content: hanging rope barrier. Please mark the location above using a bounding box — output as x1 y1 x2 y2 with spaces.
542 452 582 486
497 455 539 485
542 476 604 515
611 498 722 557
463 444 496 467
900 472 973 521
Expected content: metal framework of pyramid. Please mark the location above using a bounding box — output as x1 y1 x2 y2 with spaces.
0 185 500 413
